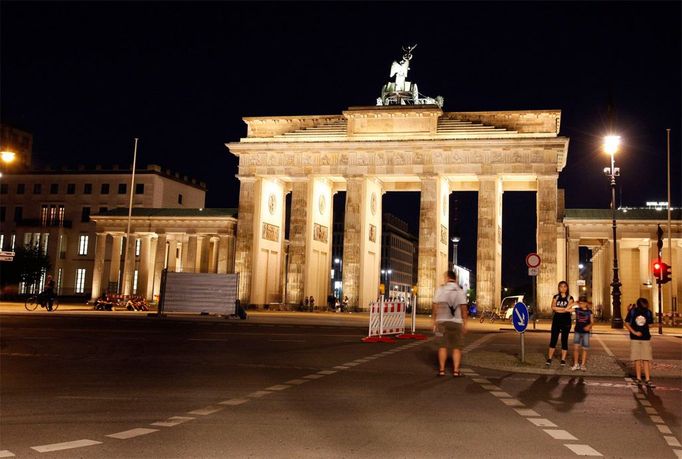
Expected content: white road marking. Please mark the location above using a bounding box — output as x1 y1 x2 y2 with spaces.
107 428 158 439
219 398 249 406
638 399 652 406
343 362 360 367
303 374 325 380
527 418 557 427
151 416 194 427
665 437 682 447
514 408 541 417
500 398 524 407
472 378 491 384
543 429 577 440
317 370 337 375
563 444 603 456
634 393 646 399
247 390 272 398
459 368 476 374
673 449 682 458
333 366 350 370
645 407 658 414
481 384 501 391
463 333 497 353
657 425 673 434
284 379 309 385
490 391 512 398
0 451 15 458
188 406 223 416
650 415 665 424
594 334 615 357
266 384 291 391
31 439 102 453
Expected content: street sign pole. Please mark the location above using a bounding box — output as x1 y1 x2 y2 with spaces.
512 302 529 363
533 276 537 330
521 332 525 363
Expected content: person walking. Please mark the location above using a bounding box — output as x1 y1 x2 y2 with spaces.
571 297 594 371
624 297 655 387
546 281 574 367
432 270 468 377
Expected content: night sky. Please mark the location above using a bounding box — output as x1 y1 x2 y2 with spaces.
2 2 680 291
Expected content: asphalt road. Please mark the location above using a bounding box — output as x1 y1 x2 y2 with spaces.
1 314 680 458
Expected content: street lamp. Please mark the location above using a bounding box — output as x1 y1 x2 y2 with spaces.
451 237 460 269
603 135 623 329
578 263 584 270
1 151 16 165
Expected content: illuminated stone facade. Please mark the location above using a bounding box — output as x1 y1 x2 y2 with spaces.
228 106 569 312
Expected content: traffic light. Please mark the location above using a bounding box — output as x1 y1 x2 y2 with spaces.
653 260 662 279
657 225 664 252
661 262 672 284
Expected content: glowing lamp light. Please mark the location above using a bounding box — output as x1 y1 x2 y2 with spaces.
603 135 621 155
1 151 16 164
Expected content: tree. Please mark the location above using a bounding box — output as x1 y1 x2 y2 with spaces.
0 245 52 292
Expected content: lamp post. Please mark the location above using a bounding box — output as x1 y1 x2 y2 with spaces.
451 237 460 270
603 135 623 329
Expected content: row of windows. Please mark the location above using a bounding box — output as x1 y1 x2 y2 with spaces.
2 232 145 258
0 183 145 196
0 205 108 223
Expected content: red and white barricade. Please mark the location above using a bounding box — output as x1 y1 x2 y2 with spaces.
362 300 406 343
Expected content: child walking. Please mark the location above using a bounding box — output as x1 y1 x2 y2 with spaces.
624 297 655 388
571 297 593 371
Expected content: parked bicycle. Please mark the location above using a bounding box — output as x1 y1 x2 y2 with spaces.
478 308 502 323
24 295 59 312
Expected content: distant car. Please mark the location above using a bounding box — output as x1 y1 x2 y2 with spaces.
500 295 525 320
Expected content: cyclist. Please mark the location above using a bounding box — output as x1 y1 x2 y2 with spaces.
38 275 56 311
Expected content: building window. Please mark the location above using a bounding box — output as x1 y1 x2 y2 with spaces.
75 268 86 294
17 183 25 194
101 183 110 194
0 234 4 250
0 207 5 222
118 183 127 194
81 207 91 222
10 234 15 251
84 183 93 194
135 238 141 256
57 268 63 295
78 234 89 256
50 183 59 194
67 183 76 194
99 207 107 214
135 183 144 194
0 184 7 194
133 269 139 294
14 206 22 222
178 193 183 205
41 233 49 255
33 183 42 194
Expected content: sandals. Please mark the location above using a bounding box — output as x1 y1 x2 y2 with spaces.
437 370 446 377
453 370 463 377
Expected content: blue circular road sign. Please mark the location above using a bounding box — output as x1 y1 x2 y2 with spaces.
512 302 529 333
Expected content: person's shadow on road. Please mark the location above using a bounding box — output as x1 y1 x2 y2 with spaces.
554 377 586 413
517 375 561 409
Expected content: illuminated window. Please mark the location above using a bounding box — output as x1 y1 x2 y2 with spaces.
11 233 16 251
78 234 89 256
0 234 4 250
133 270 139 294
75 269 86 293
135 238 141 256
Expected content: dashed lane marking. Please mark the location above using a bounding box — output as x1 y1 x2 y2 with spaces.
317 370 337 375
665 437 682 447
463 333 497 353
657 425 673 434
303 374 325 380
645 407 658 415
247 390 272 398
219 398 249 406
527 418 557 427
638 399 652 406
188 406 224 416
543 429 578 441
151 416 194 427
107 428 158 439
513 408 541 417
651 415 665 424
265 384 291 391
674 449 682 458
31 439 102 453
333 366 350 370
563 444 603 456
284 379 309 385
0 451 15 458
490 391 512 398
500 398 524 407
343 362 360 367
481 384 501 391
471 378 490 384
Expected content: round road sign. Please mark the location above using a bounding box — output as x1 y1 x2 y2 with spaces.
525 253 541 268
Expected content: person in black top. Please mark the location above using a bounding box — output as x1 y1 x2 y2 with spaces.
624 297 655 387
39 274 56 311
545 281 574 367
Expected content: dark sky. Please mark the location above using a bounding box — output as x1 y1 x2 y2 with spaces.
2 2 680 290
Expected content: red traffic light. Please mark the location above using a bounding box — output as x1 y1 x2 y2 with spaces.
653 261 662 276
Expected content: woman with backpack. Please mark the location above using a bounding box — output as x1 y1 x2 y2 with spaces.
624 297 655 387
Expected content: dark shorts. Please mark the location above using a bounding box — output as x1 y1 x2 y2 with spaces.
435 321 464 349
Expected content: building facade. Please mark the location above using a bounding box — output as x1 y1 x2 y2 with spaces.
0 164 206 297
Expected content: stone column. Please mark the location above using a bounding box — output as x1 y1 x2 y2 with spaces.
638 242 652 302
198 235 210 273
139 235 153 299
591 247 603 311
567 238 580 293
286 181 308 305
536 175 559 313
152 234 167 299
121 235 137 296
217 236 229 274
90 233 107 300
476 177 503 312
109 234 123 292
342 178 363 310
209 236 219 273
184 235 198 273
234 178 256 303
417 176 449 311
167 237 178 272
602 240 613 319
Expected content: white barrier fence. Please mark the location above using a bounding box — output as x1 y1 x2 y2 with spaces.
362 300 406 342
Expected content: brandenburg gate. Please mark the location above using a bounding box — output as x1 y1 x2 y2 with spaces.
227 48 569 312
